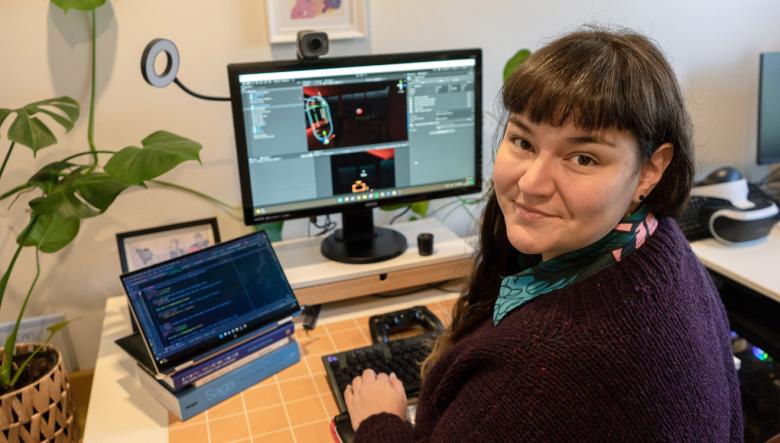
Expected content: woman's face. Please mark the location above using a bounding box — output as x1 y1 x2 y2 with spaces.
493 113 642 261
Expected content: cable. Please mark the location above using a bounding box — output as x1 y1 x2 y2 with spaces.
389 206 411 225
308 215 337 236
426 283 462 294
369 285 429 298
173 78 230 102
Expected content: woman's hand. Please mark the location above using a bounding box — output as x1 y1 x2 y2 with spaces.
344 368 407 431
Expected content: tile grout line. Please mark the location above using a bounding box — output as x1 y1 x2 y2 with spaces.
168 392 329 430
354 317 371 345
275 371 325 382
251 419 330 439
205 409 212 443
239 390 253 443
323 323 341 357
173 414 333 440
272 373 298 443
175 315 391 440
300 338 332 425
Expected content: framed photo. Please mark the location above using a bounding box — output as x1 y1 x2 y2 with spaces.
266 0 367 44
115 218 221 274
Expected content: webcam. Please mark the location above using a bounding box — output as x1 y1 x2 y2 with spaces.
297 30 329 60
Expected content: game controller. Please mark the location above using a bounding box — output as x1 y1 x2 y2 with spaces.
369 305 444 344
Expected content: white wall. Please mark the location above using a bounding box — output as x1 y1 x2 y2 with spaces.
1 0 779 369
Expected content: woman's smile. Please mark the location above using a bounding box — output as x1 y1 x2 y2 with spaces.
513 201 556 221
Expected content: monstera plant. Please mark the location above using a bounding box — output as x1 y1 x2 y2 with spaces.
0 2 201 439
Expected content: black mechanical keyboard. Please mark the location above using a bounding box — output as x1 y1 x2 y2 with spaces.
322 333 436 413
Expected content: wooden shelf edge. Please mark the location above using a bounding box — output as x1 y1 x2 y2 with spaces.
294 257 473 305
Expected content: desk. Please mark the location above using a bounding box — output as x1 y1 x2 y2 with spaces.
690 224 780 303
83 289 459 443
690 223 780 357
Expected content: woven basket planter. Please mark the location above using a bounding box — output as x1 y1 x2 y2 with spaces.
0 344 75 443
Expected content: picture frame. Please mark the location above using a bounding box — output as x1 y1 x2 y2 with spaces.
115 218 221 274
265 0 367 44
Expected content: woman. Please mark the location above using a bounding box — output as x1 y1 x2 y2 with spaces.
344 27 743 442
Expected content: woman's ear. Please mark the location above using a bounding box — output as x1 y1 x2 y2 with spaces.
635 143 674 202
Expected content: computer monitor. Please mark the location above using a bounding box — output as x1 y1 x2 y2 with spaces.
228 49 482 263
758 52 780 165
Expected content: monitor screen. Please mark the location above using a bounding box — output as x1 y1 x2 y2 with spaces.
759 52 780 165
120 231 299 372
228 49 482 224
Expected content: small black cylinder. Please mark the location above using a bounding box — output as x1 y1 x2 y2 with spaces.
417 232 434 256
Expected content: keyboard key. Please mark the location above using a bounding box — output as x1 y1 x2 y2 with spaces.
322 333 438 413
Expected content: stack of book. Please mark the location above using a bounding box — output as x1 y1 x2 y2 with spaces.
116 230 304 421
118 320 299 421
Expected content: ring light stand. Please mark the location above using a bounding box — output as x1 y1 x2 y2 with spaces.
140 38 230 102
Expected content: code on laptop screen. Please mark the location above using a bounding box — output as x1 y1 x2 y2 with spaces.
121 231 299 369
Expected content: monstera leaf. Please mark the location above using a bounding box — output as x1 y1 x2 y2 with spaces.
17 212 80 253
3 97 79 154
503 49 532 82
23 163 126 218
74 173 128 211
0 109 12 129
51 0 105 12
410 201 430 218
104 131 202 185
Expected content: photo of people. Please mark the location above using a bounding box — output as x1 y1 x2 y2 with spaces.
116 219 220 273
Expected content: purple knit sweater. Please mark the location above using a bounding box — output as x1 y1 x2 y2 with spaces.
355 218 743 442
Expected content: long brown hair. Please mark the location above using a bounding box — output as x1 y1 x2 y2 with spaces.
421 26 694 380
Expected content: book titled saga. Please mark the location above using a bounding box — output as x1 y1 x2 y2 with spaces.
136 338 300 421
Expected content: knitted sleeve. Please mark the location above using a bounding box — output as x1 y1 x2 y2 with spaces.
354 330 740 442
351 366 570 442
354 413 414 442
353 353 537 442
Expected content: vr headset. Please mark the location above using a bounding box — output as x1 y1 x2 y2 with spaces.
677 167 779 245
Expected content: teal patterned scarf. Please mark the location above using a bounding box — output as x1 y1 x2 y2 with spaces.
493 206 659 325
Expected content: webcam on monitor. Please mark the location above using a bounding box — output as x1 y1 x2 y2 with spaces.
297 30 329 60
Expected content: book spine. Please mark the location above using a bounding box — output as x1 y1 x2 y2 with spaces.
192 336 289 387
137 338 301 421
170 321 295 390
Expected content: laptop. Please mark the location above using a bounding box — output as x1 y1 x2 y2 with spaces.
118 230 300 379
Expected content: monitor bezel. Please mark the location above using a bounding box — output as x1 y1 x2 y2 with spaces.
758 52 780 165
120 230 300 374
227 48 483 225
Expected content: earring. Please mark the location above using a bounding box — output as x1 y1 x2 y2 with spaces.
638 194 645 202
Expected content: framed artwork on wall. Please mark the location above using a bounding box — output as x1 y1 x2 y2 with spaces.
266 0 367 43
115 218 221 274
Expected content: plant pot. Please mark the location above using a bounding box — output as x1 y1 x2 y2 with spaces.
0 344 76 443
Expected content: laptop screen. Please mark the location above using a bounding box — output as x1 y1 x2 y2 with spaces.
120 230 299 373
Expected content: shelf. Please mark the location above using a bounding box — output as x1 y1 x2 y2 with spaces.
274 218 475 305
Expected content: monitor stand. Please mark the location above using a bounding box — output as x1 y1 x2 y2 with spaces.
321 208 407 264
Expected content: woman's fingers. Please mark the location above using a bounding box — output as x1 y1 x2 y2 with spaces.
351 374 362 390
351 369 405 399
344 370 408 431
362 368 377 380
389 372 407 398
344 384 354 408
